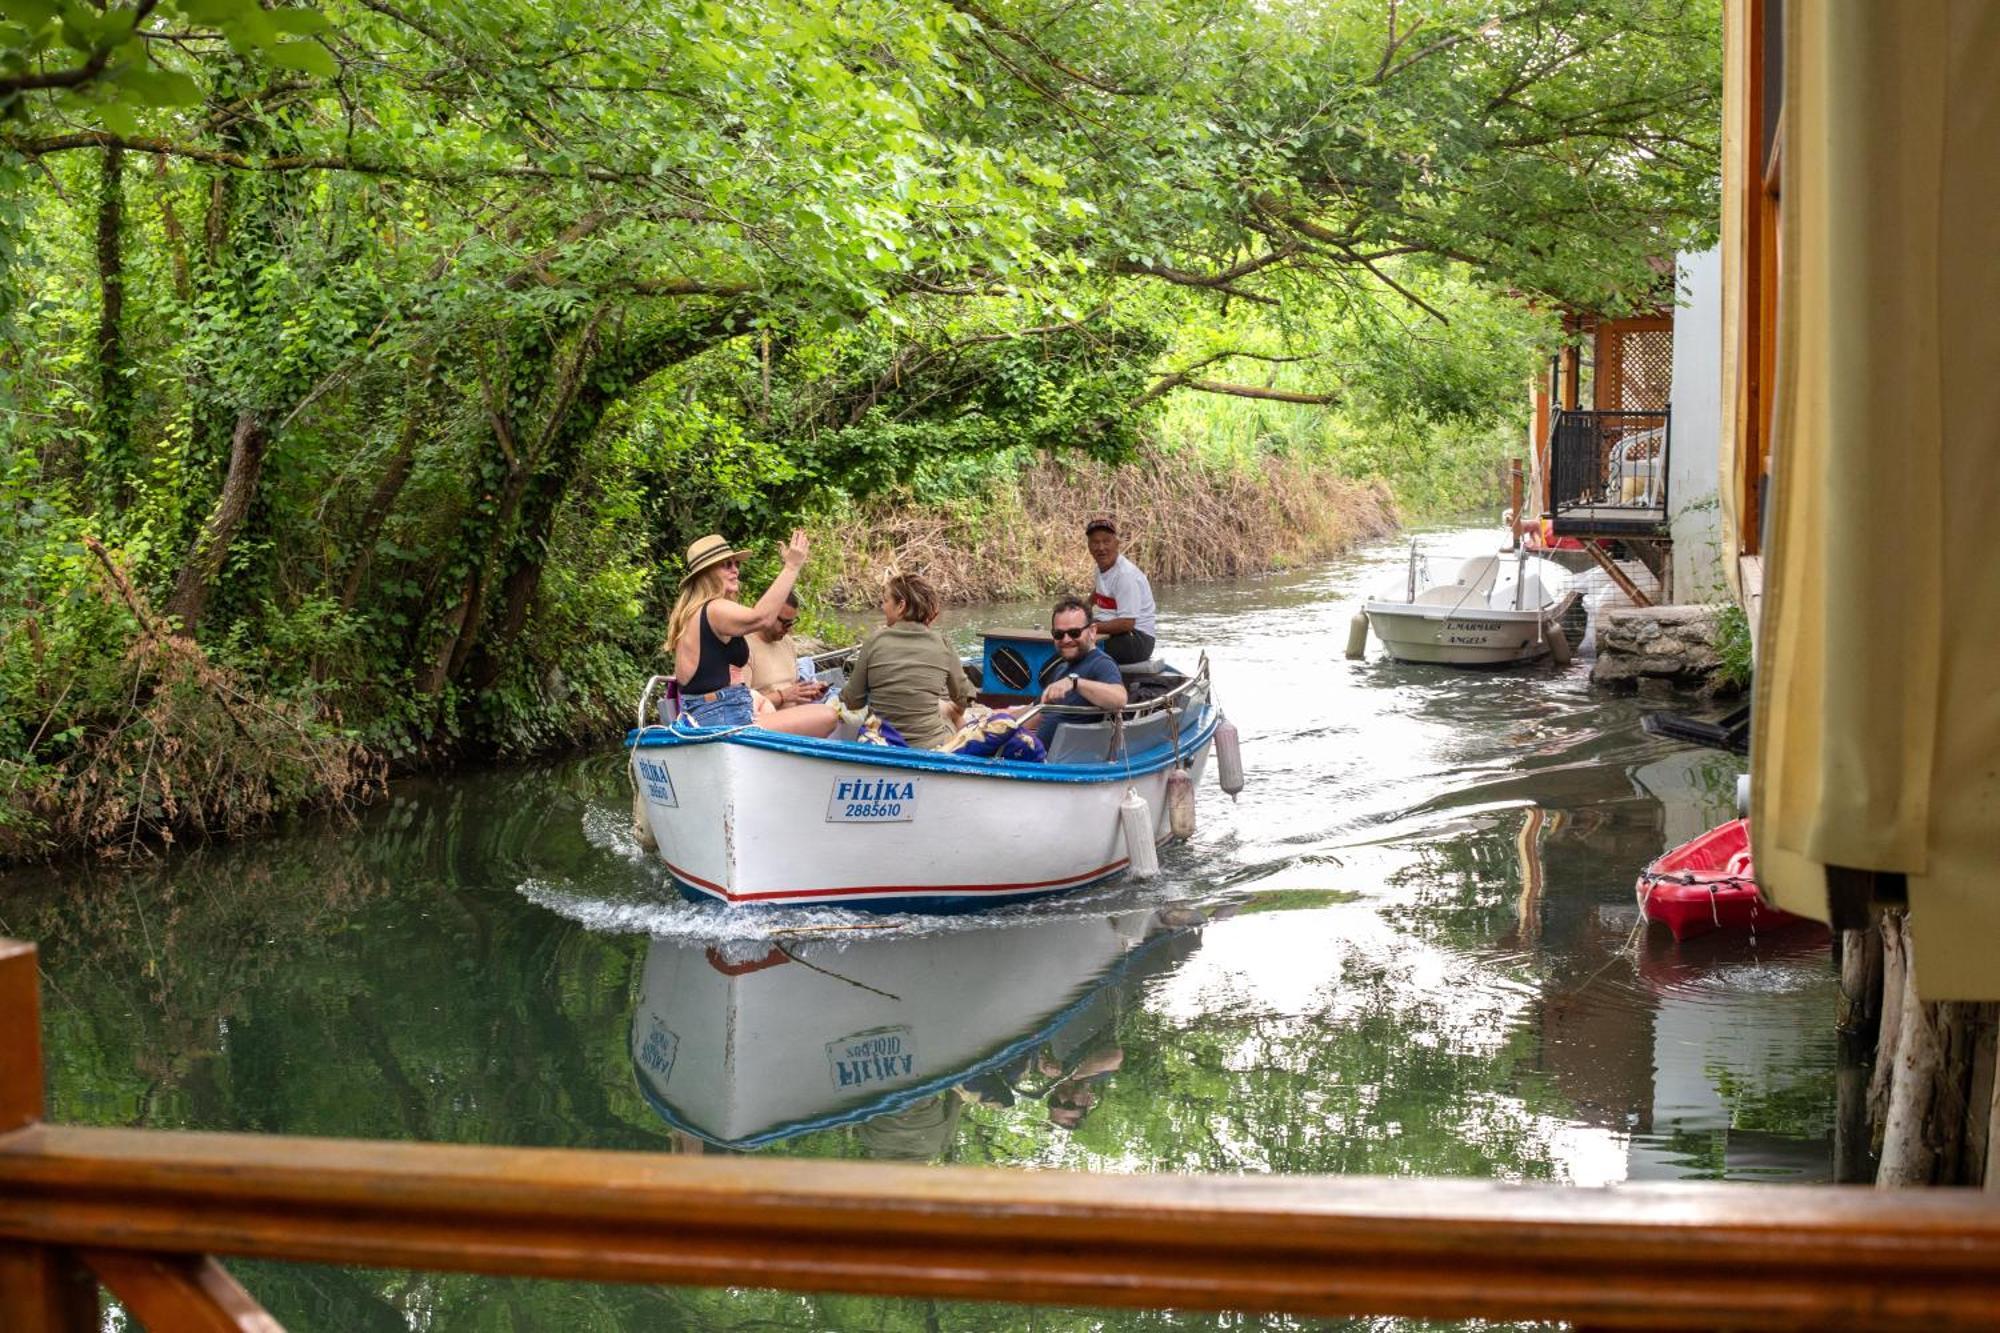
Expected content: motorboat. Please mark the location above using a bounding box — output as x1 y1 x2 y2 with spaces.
626 641 1224 913
629 907 1205 1149
1353 545 1582 667
1636 818 1813 940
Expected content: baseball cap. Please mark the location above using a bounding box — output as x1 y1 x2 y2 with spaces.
1083 513 1118 536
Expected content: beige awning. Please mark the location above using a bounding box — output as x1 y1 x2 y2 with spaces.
1752 0 2000 1000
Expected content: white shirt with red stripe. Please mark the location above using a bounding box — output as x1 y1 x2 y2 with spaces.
1092 555 1156 636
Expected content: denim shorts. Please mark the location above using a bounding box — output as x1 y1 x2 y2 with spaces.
678 683 754 728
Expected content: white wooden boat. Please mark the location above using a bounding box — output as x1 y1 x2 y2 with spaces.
629 907 1201 1147
627 655 1219 913
1357 547 1581 667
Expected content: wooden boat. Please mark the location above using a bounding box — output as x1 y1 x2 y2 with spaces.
629 908 1200 1148
1357 546 1581 667
1635 818 1811 940
626 649 1220 913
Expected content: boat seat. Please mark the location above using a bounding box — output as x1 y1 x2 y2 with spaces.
1117 659 1165 677
1042 720 1112 764
1040 708 1179 764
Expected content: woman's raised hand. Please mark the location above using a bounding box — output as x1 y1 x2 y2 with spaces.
782 528 811 567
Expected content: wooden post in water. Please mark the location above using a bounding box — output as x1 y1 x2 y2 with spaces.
0 940 98 1332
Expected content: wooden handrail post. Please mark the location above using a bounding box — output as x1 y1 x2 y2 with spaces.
84 1249 283 1333
2 938 44 1134
0 939 98 1332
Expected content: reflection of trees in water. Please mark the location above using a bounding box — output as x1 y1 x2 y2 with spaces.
9 756 653 1148
1035 979 1576 1182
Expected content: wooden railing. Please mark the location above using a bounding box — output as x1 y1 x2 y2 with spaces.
6 937 2000 1332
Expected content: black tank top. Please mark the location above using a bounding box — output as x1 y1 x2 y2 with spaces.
684 601 749 694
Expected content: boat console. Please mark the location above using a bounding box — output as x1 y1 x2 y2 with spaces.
975 627 1066 704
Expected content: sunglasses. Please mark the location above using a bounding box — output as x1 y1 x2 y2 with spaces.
1051 626 1088 641
776 616 798 629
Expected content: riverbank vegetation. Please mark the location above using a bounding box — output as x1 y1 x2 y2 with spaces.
0 0 1721 856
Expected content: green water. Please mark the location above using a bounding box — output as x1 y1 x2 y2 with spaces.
2 526 1837 1331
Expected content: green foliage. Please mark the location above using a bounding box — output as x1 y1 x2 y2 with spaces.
0 0 1722 850
1712 601 1753 692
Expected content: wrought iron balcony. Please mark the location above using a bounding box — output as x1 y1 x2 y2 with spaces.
1548 407 1671 535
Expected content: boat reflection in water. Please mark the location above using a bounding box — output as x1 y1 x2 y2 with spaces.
629 905 1210 1152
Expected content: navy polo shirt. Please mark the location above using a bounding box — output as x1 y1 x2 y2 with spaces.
1038 647 1123 740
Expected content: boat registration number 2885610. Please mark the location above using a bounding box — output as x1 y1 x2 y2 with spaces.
827 775 919 823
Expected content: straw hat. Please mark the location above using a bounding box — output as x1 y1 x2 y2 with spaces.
680 534 750 586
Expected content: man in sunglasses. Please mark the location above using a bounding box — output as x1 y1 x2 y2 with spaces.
1038 597 1128 741
747 591 827 710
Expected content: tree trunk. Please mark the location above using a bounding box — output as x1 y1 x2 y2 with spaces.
338 357 437 613
1931 1001 1979 1185
154 153 192 304
1988 1021 2000 1192
1968 1005 1996 1188
165 410 267 634
93 143 133 513
465 458 579 691
1837 923 1882 1037
1877 939 1941 1187
1835 924 1883 1183
1868 909 1907 1149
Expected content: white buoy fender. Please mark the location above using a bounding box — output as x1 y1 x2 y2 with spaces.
1120 788 1160 878
1736 772 1752 819
1214 717 1244 798
1345 612 1369 660
1545 623 1573 668
1166 766 1196 840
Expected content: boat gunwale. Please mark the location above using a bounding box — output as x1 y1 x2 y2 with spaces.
625 710 1219 785
1361 588 1580 624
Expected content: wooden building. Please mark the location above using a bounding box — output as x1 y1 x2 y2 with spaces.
1527 306 1679 600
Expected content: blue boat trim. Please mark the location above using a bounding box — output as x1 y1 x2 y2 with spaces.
631 925 1193 1150
626 710 1219 786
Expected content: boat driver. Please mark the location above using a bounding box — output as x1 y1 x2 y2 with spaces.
1037 597 1128 742
1084 514 1157 665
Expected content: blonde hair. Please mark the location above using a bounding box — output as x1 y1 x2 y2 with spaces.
885 572 939 626
666 567 732 666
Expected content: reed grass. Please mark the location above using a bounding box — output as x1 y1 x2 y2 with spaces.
808 448 1398 607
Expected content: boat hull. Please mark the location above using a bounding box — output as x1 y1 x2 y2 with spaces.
1635 817 1814 940
1362 603 1557 666
629 721 1215 913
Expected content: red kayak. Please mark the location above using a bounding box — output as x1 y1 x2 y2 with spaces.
1635 818 1810 940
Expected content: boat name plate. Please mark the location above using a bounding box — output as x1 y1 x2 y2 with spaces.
827 775 918 823
828 1025 917 1089
637 757 678 808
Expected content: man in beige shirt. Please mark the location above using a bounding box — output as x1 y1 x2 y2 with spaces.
746 592 826 710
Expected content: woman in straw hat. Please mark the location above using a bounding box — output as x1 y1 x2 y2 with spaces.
666 529 836 736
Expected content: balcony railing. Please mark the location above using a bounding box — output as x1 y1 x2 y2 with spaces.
1549 407 1671 534
7 936 2000 1331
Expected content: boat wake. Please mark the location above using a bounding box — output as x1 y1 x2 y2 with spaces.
519 848 1235 943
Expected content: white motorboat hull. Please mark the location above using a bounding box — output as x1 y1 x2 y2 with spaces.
1362 602 1561 666
629 713 1215 913
1360 550 1580 667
